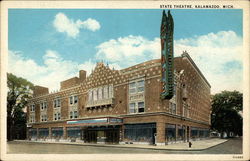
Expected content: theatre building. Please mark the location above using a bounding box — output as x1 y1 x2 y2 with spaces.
26 11 211 145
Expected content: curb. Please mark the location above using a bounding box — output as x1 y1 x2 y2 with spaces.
11 139 228 151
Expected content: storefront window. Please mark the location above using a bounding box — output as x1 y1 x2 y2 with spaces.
124 123 156 144
29 128 37 138
52 127 63 139
177 125 183 140
191 127 198 139
166 124 176 142
38 128 49 139
67 127 81 139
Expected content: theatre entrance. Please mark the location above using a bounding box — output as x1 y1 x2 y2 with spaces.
84 125 120 144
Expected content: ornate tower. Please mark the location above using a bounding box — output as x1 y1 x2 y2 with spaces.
160 10 174 100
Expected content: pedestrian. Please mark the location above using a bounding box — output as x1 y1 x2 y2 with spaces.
189 141 192 148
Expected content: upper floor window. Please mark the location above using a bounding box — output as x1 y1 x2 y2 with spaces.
30 115 35 123
129 82 136 94
54 112 61 121
54 97 61 108
129 80 145 94
40 102 47 111
88 85 113 102
69 95 78 105
30 104 35 112
41 114 47 122
69 111 78 119
138 102 145 113
129 102 145 114
129 103 136 113
103 86 108 99
169 102 176 115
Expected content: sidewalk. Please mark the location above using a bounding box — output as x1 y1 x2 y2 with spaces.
14 138 228 151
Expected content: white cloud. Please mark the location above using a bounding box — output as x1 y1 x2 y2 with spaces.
53 12 100 38
8 31 242 94
8 50 94 92
95 35 160 68
174 30 243 94
95 31 242 94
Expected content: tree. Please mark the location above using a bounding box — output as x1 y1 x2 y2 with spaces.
211 90 243 137
7 73 33 141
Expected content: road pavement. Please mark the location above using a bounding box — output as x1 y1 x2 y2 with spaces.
7 137 242 154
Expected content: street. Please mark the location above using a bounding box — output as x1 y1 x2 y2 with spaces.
7 138 242 154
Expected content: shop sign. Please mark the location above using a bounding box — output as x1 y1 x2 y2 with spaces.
67 118 108 125
109 118 123 123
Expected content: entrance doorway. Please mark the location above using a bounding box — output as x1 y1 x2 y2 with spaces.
83 126 120 144
106 129 119 144
85 131 97 143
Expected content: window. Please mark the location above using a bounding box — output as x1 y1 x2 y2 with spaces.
74 111 78 118
129 103 136 113
138 102 145 113
41 115 47 122
169 102 176 114
54 97 61 108
69 96 78 105
104 86 108 99
108 85 113 98
93 89 97 101
172 103 176 114
88 90 93 102
137 80 144 92
74 96 78 104
129 82 136 94
98 88 103 100
69 111 78 119
30 115 35 123
54 113 61 121
30 104 35 112
57 113 60 120
40 102 47 111
70 96 73 105
129 80 145 94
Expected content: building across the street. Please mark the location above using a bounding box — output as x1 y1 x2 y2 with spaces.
26 11 211 146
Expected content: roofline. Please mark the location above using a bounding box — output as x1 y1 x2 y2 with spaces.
181 52 211 88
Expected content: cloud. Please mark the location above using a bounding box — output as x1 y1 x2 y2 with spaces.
95 35 160 68
9 31 242 94
8 50 95 92
95 31 242 94
174 30 243 94
53 12 100 38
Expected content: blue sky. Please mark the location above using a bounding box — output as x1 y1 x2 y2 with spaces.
8 9 243 93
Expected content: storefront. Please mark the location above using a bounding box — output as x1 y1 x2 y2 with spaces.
166 124 176 144
28 128 37 140
124 123 156 145
51 127 63 140
38 128 49 140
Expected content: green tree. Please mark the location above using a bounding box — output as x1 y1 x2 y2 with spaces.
7 73 33 141
211 90 243 137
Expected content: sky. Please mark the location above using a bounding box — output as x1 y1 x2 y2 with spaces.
8 9 243 94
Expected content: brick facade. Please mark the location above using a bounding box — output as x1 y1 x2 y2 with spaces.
27 52 211 145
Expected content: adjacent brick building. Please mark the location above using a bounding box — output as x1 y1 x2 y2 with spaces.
27 51 211 145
